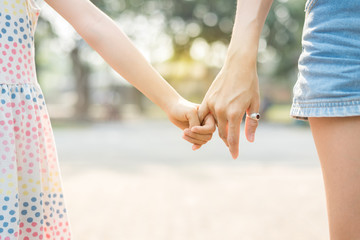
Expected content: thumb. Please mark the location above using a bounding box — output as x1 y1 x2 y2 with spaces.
186 107 202 151
192 114 216 134
198 101 210 124
186 108 201 129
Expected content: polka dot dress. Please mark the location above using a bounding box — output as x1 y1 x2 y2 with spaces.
0 0 71 239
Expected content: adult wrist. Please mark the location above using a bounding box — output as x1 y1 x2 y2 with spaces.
225 20 261 69
224 46 257 70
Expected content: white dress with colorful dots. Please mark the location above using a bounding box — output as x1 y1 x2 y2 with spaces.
0 0 71 239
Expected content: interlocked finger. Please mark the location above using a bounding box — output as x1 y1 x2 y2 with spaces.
184 129 212 142
182 135 208 145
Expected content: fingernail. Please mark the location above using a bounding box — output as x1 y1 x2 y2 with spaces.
250 134 255 142
192 145 200 151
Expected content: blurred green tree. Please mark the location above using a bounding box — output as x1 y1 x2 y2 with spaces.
35 0 306 119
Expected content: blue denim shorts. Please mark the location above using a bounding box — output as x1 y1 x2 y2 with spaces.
290 0 360 120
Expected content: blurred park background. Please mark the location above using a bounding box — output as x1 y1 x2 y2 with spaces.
35 0 329 239
36 0 306 123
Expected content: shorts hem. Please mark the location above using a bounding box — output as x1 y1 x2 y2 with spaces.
290 99 360 121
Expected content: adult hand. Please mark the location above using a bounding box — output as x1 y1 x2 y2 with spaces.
186 0 273 159
196 62 260 159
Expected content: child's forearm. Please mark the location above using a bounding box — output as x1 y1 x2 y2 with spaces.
46 0 181 113
83 13 182 112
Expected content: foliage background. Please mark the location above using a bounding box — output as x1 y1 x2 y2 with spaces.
35 0 306 123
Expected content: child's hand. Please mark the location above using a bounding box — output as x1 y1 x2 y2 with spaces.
183 113 216 150
167 98 216 150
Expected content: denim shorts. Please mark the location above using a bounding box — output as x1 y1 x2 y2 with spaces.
290 0 360 120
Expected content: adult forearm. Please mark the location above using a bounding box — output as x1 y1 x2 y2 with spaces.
197 0 273 158
226 0 273 67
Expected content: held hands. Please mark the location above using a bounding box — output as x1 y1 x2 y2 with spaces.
169 59 260 157
168 60 260 157
187 62 260 159
166 97 216 150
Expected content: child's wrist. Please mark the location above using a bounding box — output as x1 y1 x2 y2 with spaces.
160 92 182 114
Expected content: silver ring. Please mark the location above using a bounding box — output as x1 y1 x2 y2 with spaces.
247 113 260 121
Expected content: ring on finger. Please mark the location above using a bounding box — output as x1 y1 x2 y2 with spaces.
247 113 261 121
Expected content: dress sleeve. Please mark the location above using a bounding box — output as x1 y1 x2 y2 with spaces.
25 0 42 34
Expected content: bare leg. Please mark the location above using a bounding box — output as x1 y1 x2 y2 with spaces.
309 117 360 240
